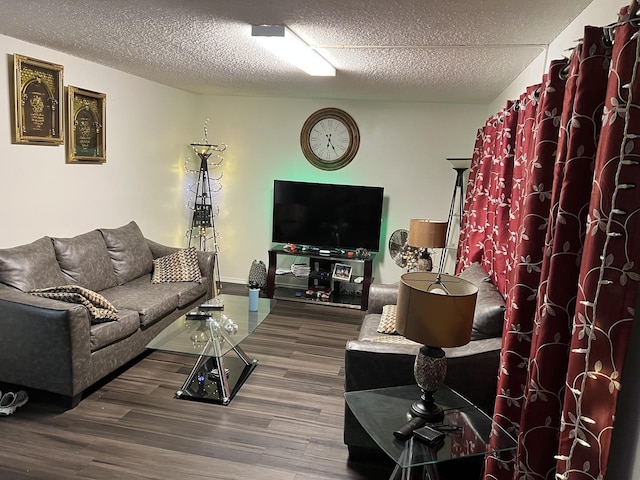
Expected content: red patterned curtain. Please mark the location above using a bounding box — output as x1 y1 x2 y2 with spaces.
457 4 640 479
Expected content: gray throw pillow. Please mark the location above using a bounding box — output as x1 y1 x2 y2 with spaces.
458 263 505 340
0 237 66 291
53 230 118 292
99 221 154 285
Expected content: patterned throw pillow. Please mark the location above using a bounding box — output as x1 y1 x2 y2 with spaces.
152 247 202 284
370 335 418 345
29 285 119 323
376 304 398 334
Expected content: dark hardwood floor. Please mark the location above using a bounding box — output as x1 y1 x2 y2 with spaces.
0 285 394 479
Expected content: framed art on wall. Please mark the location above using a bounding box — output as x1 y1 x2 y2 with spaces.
13 54 64 145
67 86 106 163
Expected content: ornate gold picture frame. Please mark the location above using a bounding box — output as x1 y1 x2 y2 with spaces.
67 86 106 163
13 54 64 145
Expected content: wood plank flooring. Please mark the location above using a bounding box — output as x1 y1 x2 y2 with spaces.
0 286 393 480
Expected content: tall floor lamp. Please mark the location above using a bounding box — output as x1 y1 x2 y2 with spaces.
396 158 476 421
446 158 471 229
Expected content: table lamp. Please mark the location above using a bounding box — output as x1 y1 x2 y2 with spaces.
408 219 447 273
396 271 478 421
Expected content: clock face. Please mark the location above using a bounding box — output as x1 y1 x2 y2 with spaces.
300 108 360 170
308 118 351 162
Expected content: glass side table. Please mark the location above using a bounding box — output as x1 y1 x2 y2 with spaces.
344 385 516 479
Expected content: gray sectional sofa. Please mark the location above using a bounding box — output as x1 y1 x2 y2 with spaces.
0 221 215 407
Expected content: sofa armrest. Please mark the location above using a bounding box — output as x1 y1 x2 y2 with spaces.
0 285 92 398
196 250 216 284
366 282 399 314
146 239 179 259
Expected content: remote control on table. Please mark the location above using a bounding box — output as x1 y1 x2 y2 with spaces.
199 299 224 310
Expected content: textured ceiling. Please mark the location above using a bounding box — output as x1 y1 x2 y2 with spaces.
0 0 593 103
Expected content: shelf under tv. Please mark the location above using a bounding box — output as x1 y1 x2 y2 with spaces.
266 247 375 310
272 285 363 310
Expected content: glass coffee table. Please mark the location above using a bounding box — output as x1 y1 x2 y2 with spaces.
345 385 516 479
147 294 275 405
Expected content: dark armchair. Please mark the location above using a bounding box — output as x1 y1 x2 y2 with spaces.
343 263 505 459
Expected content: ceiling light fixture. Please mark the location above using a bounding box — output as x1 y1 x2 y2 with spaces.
251 25 336 77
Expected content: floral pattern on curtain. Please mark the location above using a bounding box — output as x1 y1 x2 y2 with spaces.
456 4 640 479
456 100 519 293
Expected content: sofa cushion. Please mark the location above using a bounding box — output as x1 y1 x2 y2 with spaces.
89 308 140 352
0 237 66 291
152 247 202 284
101 275 179 327
99 221 154 285
458 263 505 340
52 230 118 292
149 277 209 308
376 305 398 334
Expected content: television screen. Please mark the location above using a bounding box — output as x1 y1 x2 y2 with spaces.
272 180 384 251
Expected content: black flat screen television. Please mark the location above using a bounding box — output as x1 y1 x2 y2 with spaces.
272 180 384 251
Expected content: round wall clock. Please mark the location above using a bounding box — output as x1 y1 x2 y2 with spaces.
300 108 360 170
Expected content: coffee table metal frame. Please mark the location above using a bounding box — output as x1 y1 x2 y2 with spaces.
147 294 275 405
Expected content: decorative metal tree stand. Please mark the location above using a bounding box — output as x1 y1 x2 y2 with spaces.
186 124 226 296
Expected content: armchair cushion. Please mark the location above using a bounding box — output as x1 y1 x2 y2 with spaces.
458 263 505 340
370 263 505 341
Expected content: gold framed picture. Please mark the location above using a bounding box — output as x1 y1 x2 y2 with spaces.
13 54 64 145
67 86 106 163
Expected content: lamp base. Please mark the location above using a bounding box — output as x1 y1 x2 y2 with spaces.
410 390 445 423
411 346 447 422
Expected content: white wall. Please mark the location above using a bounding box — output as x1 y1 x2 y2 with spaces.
488 0 620 114
193 96 486 285
0 34 486 287
0 34 195 248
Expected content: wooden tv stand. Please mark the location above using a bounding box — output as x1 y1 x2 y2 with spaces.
266 246 375 310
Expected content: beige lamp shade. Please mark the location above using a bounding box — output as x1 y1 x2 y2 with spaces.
408 219 447 249
396 271 478 348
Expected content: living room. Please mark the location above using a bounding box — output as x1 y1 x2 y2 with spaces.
2 1 639 479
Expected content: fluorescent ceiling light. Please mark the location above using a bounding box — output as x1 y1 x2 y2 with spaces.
251 25 336 77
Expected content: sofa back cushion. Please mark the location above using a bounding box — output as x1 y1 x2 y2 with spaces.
99 221 154 285
458 263 505 340
53 230 118 292
0 237 66 291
